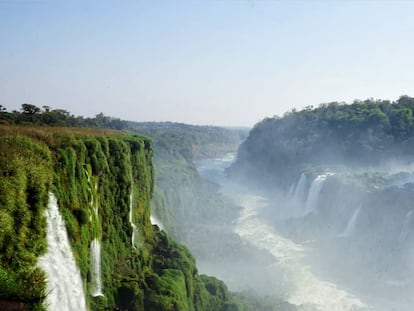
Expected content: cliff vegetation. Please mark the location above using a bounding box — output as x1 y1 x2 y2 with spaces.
0 125 248 311
230 96 414 188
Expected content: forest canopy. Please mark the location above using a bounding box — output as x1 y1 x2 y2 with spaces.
230 96 414 187
0 104 126 129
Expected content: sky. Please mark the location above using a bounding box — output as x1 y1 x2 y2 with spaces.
1 0 414 127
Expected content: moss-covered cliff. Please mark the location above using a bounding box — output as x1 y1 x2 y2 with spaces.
0 126 245 311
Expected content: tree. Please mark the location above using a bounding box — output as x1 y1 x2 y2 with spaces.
19 104 41 124
21 103 41 115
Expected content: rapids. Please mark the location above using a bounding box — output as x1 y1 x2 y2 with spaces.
197 153 368 311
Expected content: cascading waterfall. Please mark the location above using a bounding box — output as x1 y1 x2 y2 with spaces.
233 192 367 311
287 183 295 197
88 176 103 297
93 183 99 216
398 210 414 243
38 193 87 311
129 192 137 247
150 214 164 230
90 238 103 297
304 174 331 216
86 170 93 222
292 172 307 202
338 206 361 237
199 154 366 311
286 173 309 218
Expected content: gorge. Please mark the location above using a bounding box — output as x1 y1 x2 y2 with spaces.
0 126 246 311
2 96 414 311
224 97 414 311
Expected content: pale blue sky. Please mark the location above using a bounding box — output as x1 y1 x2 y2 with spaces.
1 1 413 126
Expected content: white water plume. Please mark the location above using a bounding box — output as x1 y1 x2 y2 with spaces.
150 214 164 230
129 192 137 247
399 210 414 243
288 183 295 197
38 193 87 311
90 238 103 297
338 207 361 238
87 173 103 297
233 191 367 311
285 173 309 218
304 174 332 216
93 183 99 216
293 173 307 202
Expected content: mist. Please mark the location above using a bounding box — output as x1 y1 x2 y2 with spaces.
2 1 414 310
146 99 414 311
186 148 414 311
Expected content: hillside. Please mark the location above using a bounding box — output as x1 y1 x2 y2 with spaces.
127 121 248 160
127 123 295 311
227 96 414 311
230 96 414 189
0 125 247 311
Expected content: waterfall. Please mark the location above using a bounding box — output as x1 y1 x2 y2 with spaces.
233 192 367 310
150 215 164 230
196 154 367 311
129 192 137 247
287 183 295 197
38 193 87 311
304 173 331 215
88 176 103 296
90 239 103 297
399 210 414 243
93 183 98 216
338 207 361 237
292 173 307 202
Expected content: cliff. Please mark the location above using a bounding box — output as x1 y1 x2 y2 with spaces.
229 96 414 189
0 125 245 311
226 98 414 309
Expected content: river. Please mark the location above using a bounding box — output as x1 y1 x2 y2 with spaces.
196 153 369 311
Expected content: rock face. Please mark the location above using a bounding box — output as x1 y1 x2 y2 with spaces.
0 300 28 311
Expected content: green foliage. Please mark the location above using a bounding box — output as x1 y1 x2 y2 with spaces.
0 266 46 310
147 229 245 311
126 124 285 311
128 121 244 161
0 133 52 311
231 96 414 188
0 103 127 128
0 125 253 311
131 122 242 238
145 269 189 311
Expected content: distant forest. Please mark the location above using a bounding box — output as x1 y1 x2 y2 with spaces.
0 103 127 129
0 103 248 163
230 95 414 187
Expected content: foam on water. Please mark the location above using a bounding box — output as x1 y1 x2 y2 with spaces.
233 192 367 311
198 154 366 310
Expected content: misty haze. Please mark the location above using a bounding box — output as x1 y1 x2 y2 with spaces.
1 1 414 311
